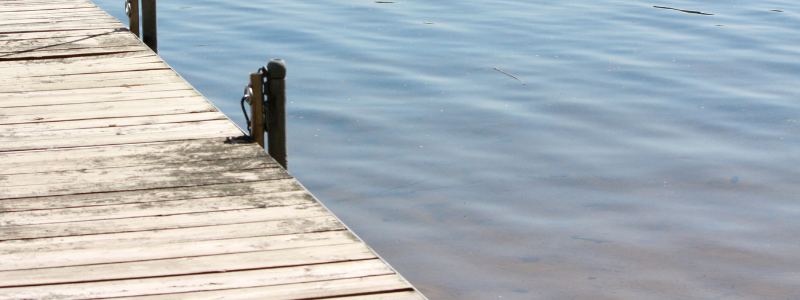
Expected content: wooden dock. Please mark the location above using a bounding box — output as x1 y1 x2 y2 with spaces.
0 0 425 299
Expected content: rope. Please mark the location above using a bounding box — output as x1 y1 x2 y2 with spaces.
239 67 269 137
240 84 253 136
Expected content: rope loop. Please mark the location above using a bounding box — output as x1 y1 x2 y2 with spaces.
240 84 253 135
125 0 132 17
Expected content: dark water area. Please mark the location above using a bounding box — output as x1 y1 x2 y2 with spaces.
92 0 800 299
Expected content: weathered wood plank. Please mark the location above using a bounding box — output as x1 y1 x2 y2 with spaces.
0 98 215 124
0 61 170 80
0 71 182 94
0 44 146 61
1 190 313 225
0 178 301 212
0 5 95 14
0 138 261 175
0 0 88 5
0 58 168 75
0 88 194 108
0 242 377 288
0 7 104 20
0 29 125 42
0 230 359 271
0 69 183 86
0 202 327 241
0 262 403 300
0 82 191 98
0 49 154 66
0 13 116 26
336 291 427 300
0 215 344 255
0 153 281 198
0 19 122 30
0 116 235 140
0 57 161 78
0 111 228 134
113 275 415 300
0 154 275 188
0 120 240 151
0 126 243 153
0 35 143 56
0 25 126 38
0 76 188 96
0 65 185 86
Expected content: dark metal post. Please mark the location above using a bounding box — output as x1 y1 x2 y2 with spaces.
266 59 287 170
126 0 139 37
249 73 265 148
141 0 157 53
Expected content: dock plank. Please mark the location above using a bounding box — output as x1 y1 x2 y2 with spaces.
0 178 304 212
0 138 264 175
0 190 313 225
0 215 345 254
0 111 228 134
0 68 179 84
0 230 358 271
0 121 241 152
0 262 402 300
0 89 197 108
0 50 156 67
0 163 286 199
0 202 327 240
0 242 377 287
0 99 215 125
0 82 191 98
0 73 186 93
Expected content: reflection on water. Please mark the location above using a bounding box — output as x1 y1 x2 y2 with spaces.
92 0 800 299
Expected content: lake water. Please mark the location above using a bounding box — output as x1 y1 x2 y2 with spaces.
91 0 800 299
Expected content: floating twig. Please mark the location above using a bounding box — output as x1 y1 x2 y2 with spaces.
494 67 525 85
653 6 713 16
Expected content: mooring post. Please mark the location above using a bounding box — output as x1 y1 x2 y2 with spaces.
141 0 157 53
249 73 265 148
126 0 139 37
266 59 287 170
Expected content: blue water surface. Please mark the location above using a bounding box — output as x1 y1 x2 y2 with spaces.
92 0 800 299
